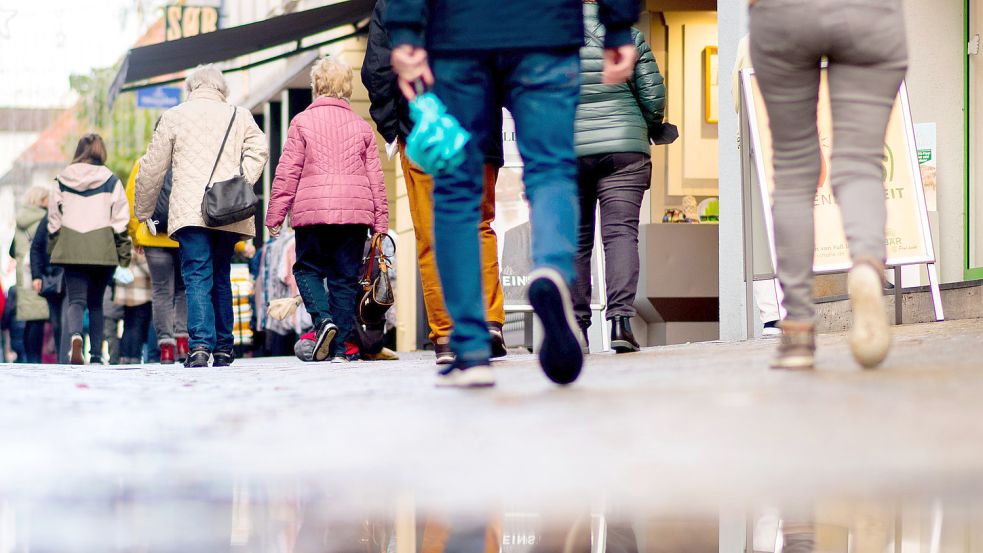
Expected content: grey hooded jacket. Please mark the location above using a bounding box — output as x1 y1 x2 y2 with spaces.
575 3 667 158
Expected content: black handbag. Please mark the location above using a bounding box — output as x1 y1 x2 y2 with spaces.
38 266 64 299
201 107 258 227
357 233 395 327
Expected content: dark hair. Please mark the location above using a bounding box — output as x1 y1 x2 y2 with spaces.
72 133 108 165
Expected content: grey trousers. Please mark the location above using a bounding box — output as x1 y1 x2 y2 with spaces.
573 152 652 327
750 0 908 321
144 246 188 344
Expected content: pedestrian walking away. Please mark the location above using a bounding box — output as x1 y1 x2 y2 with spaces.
49 134 133 366
265 58 389 363
749 0 908 369
387 0 641 387
112 249 153 364
29 211 66 362
12 186 51 363
363 0 508 367
572 0 668 355
135 65 269 368
126 158 188 365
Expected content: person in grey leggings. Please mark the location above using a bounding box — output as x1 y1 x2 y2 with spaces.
749 0 908 369
144 246 188 364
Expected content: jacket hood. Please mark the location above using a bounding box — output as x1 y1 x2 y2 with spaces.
15 204 45 230
57 163 115 191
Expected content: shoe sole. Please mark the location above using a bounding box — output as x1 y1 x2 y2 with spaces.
313 325 337 362
69 336 84 365
435 353 455 366
770 355 815 370
848 264 891 368
435 366 495 388
528 270 583 385
611 340 640 354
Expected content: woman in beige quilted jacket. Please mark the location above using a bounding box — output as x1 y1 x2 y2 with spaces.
135 65 269 368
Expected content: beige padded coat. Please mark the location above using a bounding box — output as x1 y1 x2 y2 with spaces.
134 87 269 238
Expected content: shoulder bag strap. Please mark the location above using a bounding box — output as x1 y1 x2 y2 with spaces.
206 107 238 189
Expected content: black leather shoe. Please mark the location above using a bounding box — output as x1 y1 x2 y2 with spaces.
212 350 234 367
184 346 211 368
489 323 507 359
610 316 640 353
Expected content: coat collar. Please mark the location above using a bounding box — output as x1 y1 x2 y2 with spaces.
187 87 227 103
309 96 352 111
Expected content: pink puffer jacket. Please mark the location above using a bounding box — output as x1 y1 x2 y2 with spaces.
266 96 388 233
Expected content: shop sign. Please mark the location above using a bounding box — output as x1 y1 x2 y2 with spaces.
742 69 936 273
166 5 219 41
136 86 182 109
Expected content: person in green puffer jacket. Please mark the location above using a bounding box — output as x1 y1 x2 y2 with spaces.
572 0 668 355
12 187 51 363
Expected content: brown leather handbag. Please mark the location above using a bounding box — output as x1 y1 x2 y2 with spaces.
357 233 395 327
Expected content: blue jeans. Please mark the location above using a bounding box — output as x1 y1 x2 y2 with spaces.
431 50 581 363
174 227 240 352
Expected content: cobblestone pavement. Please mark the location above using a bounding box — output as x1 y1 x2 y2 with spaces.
2 319 983 520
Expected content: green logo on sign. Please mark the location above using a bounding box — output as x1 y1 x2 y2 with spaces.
918 149 933 164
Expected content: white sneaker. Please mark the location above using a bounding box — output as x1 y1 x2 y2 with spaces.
848 261 891 368
435 364 495 388
762 325 783 338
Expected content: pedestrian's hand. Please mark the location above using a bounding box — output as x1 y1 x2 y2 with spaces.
32 279 42 294
114 266 135 285
391 45 434 100
134 245 144 256
602 45 638 84
268 225 281 237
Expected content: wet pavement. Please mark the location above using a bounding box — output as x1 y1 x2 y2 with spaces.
2 319 983 550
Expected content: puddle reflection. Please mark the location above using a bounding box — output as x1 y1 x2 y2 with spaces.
0 485 980 553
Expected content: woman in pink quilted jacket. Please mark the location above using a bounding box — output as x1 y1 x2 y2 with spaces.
265 57 389 362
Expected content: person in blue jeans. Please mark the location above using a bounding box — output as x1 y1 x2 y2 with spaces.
387 0 640 387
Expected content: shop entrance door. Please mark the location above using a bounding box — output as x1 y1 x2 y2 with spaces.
967 0 983 278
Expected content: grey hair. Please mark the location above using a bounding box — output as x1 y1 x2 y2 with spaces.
185 65 228 97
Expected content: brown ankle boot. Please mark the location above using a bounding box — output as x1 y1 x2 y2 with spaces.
771 320 816 370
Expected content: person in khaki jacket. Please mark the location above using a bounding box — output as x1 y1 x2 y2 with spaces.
135 65 269 368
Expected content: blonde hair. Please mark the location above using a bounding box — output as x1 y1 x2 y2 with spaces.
22 186 49 208
311 58 353 100
186 64 229 97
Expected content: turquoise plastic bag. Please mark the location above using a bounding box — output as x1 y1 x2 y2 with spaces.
405 91 470 176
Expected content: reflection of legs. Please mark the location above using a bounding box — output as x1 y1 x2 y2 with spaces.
597 153 651 320
431 55 494 363
573 156 598 328
750 34 822 322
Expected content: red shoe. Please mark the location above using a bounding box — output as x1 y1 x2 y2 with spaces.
160 342 176 365
176 336 189 362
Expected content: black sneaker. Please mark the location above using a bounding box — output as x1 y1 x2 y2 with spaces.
435 360 495 388
184 346 210 368
434 338 454 365
313 320 338 362
489 324 507 359
212 350 234 367
527 268 583 385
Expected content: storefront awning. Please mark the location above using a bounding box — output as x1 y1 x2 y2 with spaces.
108 0 373 105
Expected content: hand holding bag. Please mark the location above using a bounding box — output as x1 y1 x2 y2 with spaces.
357 232 395 327
201 107 259 227
38 266 64 299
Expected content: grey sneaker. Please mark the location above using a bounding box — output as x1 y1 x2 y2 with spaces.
848 259 891 368
770 320 816 370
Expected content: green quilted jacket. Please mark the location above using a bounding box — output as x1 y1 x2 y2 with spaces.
575 3 667 158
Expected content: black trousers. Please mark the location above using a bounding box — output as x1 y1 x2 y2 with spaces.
63 265 115 362
292 224 368 348
573 152 652 328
